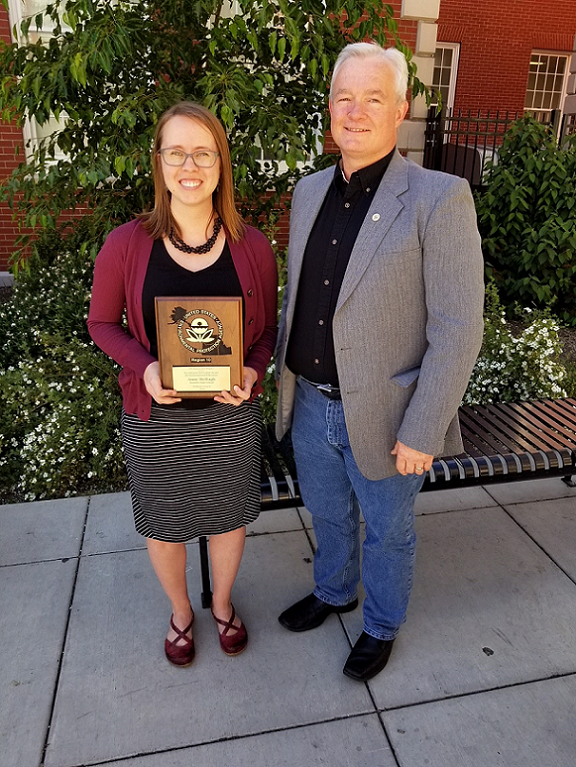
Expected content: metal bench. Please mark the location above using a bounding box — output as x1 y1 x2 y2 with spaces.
199 397 576 606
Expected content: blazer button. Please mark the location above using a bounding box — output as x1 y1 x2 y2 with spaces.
247 289 254 297
248 318 254 325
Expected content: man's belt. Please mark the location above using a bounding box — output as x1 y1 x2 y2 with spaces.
300 376 341 400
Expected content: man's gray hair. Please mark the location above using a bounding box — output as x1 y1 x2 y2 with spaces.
329 42 409 105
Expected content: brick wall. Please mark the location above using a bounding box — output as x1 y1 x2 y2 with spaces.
0 6 26 272
0 123 26 271
438 0 576 114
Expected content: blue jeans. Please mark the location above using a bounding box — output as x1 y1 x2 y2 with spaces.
291 377 425 641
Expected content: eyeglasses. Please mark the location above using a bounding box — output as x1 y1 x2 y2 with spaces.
158 148 220 168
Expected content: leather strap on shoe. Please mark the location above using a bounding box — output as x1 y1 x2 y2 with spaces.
211 604 239 636
167 613 194 649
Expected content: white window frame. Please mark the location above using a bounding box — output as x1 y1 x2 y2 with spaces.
432 42 460 112
7 0 69 160
525 50 570 123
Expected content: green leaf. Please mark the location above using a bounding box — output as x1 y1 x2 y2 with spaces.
220 104 233 128
269 30 277 55
247 30 258 50
62 9 78 29
290 35 300 61
114 156 126 175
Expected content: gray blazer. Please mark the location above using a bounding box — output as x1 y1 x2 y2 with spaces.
275 150 485 480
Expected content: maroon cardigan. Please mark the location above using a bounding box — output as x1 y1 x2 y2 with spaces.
87 219 278 420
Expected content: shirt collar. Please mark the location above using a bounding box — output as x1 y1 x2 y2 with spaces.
333 148 395 196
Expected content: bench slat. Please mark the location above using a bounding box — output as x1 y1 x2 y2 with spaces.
494 402 576 451
469 405 563 471
460 407 543 462
487 405 571 470
521 402 576 444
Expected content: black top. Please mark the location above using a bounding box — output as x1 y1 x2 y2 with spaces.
285 150 394 386
142 238 243 408
142 239 243 358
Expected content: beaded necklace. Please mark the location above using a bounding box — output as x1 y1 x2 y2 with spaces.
169 216 223 255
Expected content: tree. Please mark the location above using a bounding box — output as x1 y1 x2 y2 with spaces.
0 0 425 262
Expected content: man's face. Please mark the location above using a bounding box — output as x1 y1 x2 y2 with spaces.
329 57 408 174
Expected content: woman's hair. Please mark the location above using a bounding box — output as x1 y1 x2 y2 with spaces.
140 101 245 242
329 43 409 106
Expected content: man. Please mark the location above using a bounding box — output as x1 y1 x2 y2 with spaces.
275 42 484 681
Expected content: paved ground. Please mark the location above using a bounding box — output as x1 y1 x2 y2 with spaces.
1 477 575 767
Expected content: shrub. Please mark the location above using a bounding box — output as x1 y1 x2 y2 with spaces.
0 234 126 501
0 341 125 501
464 282 567 405
476 116 576 323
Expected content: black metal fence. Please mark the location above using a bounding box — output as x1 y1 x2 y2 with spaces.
423 107 575 190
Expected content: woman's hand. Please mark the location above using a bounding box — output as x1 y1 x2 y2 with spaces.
214 366 258 406
143 361 182 405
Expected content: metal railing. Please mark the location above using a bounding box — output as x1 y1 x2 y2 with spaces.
423 107 573 190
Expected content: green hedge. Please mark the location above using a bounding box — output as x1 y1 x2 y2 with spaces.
0 232 125 501
476 116 576 323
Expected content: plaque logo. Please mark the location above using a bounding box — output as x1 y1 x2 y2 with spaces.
170 306 231 355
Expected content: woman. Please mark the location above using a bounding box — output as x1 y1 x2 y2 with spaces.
88 102 277 667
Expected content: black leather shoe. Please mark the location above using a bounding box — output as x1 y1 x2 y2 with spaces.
278 593 358 632
343 632 395 681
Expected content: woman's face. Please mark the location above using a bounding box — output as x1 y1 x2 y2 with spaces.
159 115 221 215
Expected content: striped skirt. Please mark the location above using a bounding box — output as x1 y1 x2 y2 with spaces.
121 401 262 542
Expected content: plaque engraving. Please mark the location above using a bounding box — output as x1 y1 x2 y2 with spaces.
155 297 243 398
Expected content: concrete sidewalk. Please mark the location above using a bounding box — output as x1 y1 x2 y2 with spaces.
1 478 576 767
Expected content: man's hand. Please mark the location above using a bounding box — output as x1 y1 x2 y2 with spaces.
143 361 182 405
214 366 258 407
391 440 433 476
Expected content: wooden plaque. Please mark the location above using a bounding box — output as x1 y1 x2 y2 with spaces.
155 297 243 398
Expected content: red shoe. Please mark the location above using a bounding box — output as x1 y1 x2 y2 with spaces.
211 603 248 656
164 610 195 667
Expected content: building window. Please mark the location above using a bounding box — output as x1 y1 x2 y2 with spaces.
431 43 459 112
7 0 66 159
525 52 569 123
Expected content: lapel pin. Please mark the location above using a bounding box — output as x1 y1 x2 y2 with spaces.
372 213 381 222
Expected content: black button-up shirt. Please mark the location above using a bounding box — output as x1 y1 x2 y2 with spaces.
285 149 394 386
